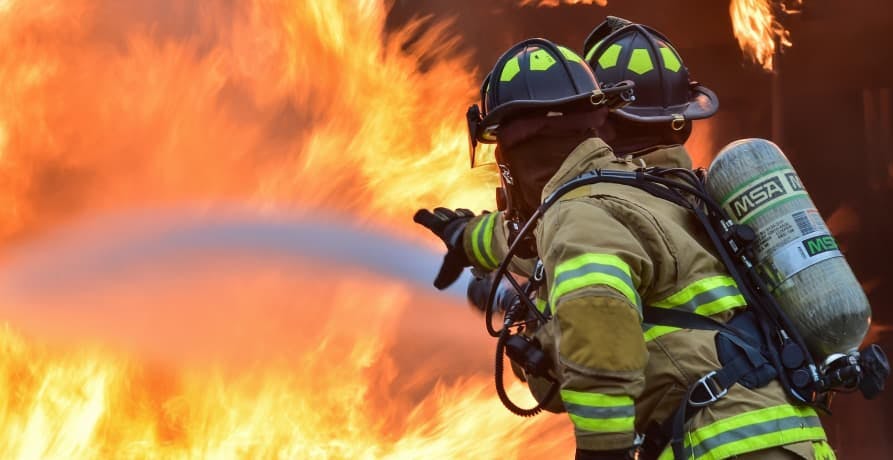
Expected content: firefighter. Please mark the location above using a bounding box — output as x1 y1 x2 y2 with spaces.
414 28 835 460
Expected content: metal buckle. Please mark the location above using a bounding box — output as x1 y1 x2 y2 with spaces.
671 114 686 131
689 371 728 407
533 260 545 282
590 89 606 106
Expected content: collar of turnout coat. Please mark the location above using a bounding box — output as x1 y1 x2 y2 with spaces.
541 138 693 201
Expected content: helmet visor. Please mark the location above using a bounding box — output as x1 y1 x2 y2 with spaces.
471 142 497 168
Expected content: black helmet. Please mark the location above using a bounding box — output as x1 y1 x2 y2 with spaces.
467 38 634 167
582 18 718 130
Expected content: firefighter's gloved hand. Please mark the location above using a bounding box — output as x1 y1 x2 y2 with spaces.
413 207 475 290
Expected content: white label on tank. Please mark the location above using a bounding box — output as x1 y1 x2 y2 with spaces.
755 208 831 256
759 231 843 289
721 168 809 224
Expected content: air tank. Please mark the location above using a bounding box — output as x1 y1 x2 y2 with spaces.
706 138 871 362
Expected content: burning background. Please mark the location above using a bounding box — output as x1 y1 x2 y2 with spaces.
0 0 890 458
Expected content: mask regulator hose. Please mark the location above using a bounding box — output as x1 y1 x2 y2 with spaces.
495 327 559 417
476 272 558 417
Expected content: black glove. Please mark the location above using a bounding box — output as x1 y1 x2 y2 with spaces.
575 448 635 460
413 207 475 290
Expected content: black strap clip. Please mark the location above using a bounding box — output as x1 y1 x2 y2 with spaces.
689 371 729 407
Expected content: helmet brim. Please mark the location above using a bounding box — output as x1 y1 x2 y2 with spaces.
476 81 635 143
612 84 718 123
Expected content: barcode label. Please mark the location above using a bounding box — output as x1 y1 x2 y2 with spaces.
792 211 814 236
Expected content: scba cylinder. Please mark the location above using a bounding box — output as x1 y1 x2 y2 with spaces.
706 138 870 361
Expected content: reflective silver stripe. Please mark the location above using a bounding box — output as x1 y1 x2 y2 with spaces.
665 285 741 314
564 402 635 420
550 254 640 308
651 276 746 325
691 415 823 459
561 390 635 433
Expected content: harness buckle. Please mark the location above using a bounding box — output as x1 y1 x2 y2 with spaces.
533 260 545 282
689 371 729 407
590 89 606 106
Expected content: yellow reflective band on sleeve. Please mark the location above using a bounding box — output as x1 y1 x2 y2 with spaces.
560 390 634 407
481 213 498 269
642 324 680 342
560 390 635 434
569 413 635 434
658 404 827 460
470 214 498 270
653 276 746 317
550 254 640 309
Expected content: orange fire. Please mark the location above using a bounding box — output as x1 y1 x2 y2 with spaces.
0 253 572 458
0 0 496 246
730 0 804 71
0 0 583 457
530 0 804 72
520 0 608 6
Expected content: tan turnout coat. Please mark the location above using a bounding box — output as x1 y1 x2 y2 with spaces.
462 138 834 459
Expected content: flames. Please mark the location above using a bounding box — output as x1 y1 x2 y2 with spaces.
523 0 805 72
730 0 804 71
0 0 841 457
0 0 577 457
520 0 608 7
0 0 495 245
0 257 571 458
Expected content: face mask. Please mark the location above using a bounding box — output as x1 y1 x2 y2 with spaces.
499 133 592 218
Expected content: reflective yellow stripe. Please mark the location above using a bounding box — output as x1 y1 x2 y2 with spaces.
644 277 745 341
569 413 635 433
560 390 633 407
550 254 639 308
481 213 498 269
658 405 827 460
691 405 821 446
653 276 746 316
703 427 826 460
470 214 498 270
561 391 635 434
642 324 680 342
